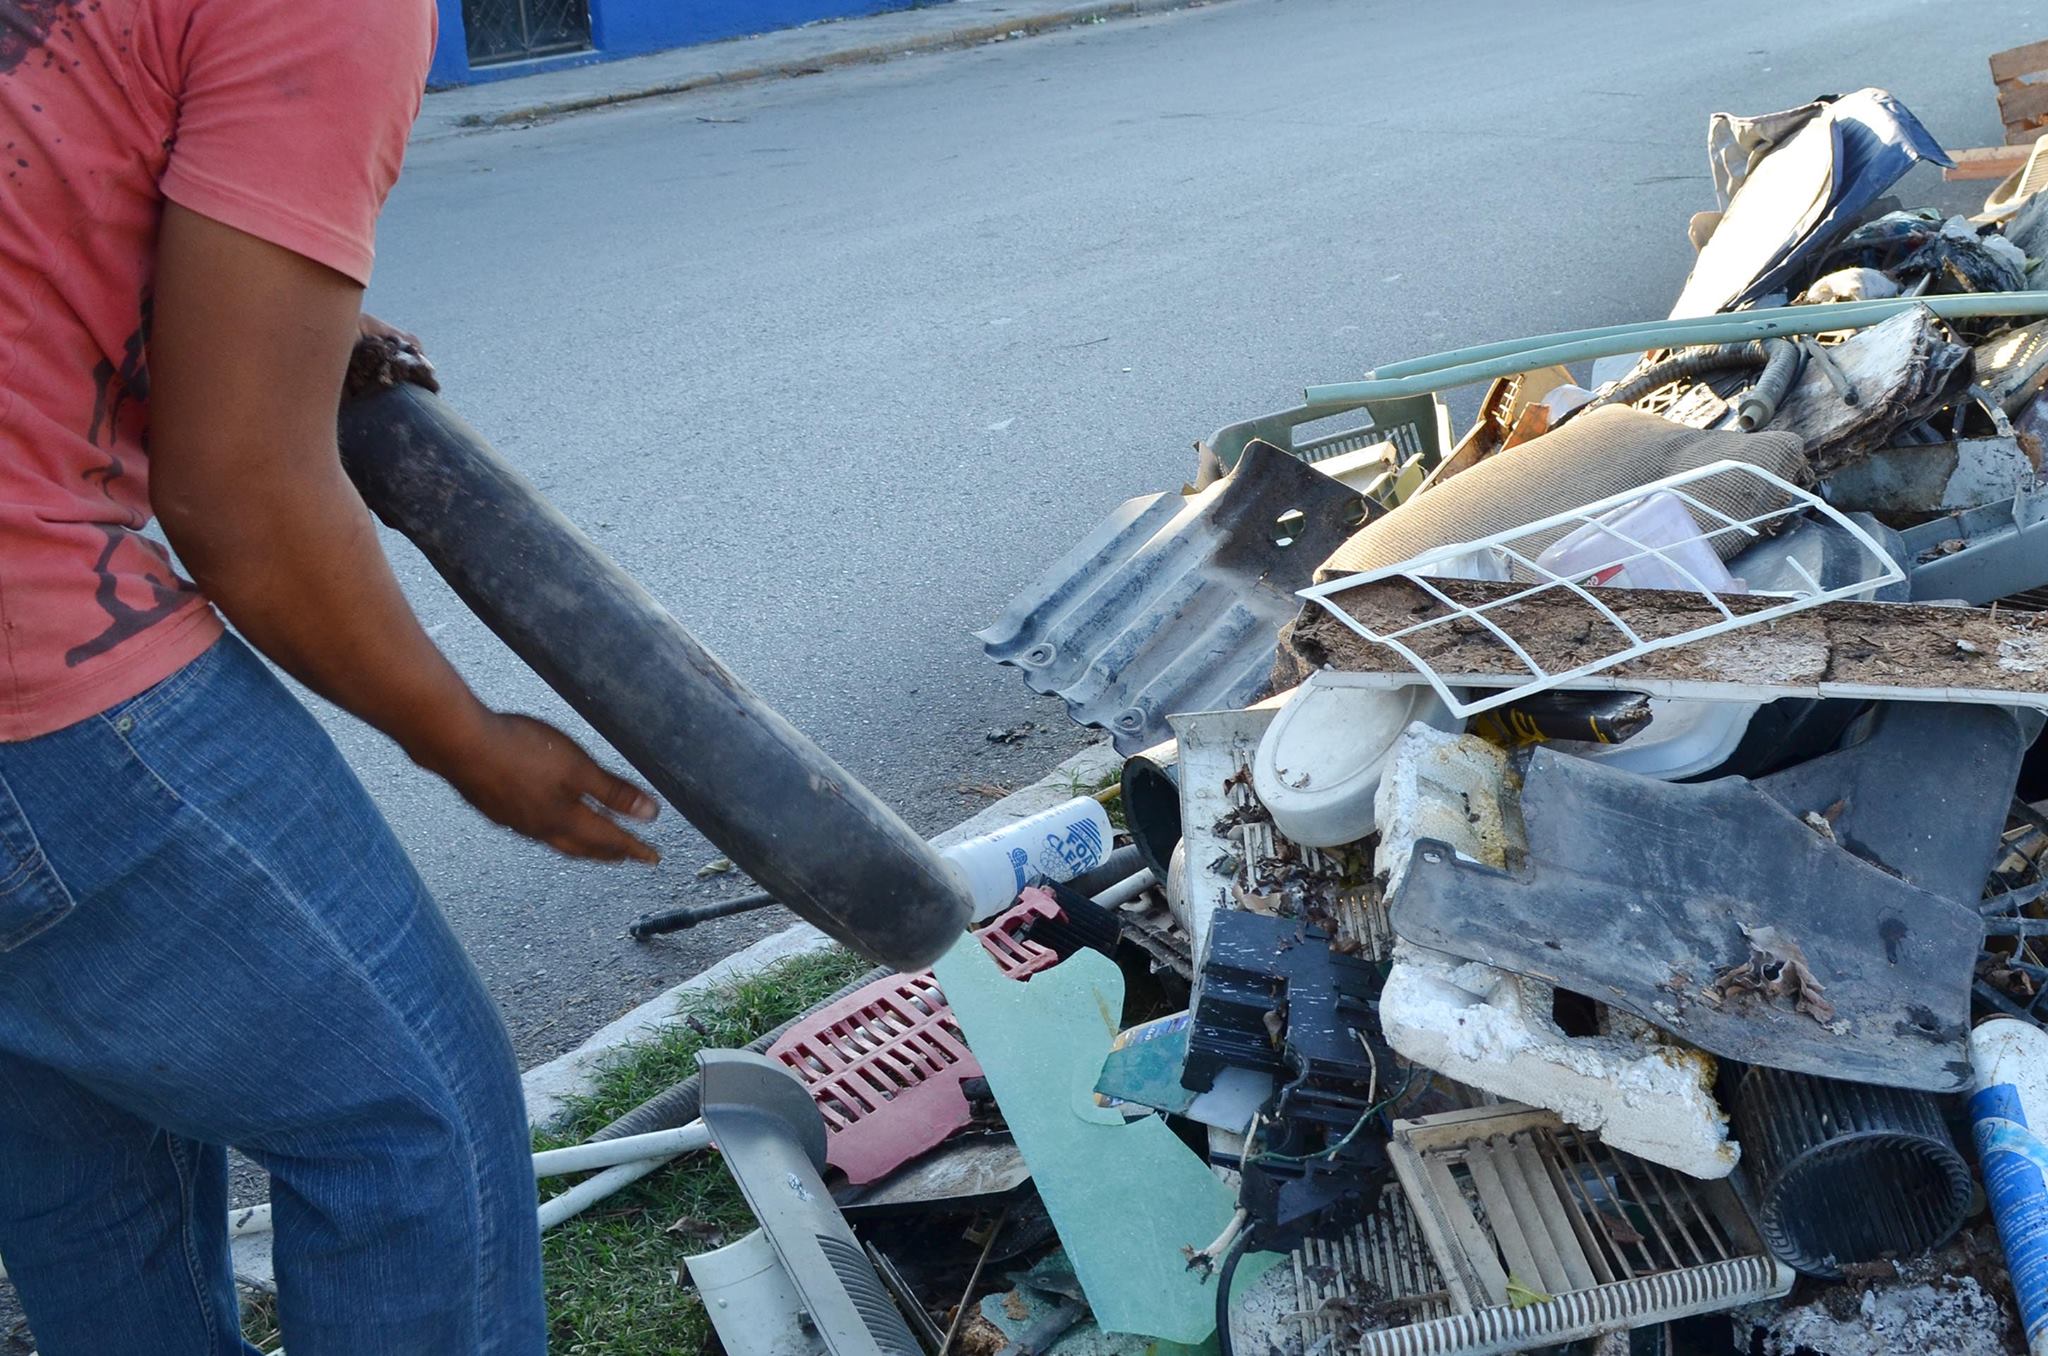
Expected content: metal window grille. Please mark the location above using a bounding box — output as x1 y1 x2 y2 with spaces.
463 0 591 66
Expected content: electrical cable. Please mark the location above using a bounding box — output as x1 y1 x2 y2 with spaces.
1245 1067 1414 1168
1214 1228 1253 1356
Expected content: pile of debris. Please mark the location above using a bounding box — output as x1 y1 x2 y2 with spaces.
671 84 2048 1356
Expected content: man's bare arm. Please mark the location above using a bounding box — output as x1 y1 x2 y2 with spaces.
148 203 659 863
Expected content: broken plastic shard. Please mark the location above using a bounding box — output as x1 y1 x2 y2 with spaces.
1095 1018 1200 1115
1095 1013 1273 1133
1378 949 1738 1179
931 933 1273 1343
1673 88 1952 318
976 1257 1211 1356
835 1134 1032 1216
684 1229 829 1356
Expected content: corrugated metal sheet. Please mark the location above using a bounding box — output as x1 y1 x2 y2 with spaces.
978 440 1369 753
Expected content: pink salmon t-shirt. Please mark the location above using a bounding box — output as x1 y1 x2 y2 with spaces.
0 0 435 739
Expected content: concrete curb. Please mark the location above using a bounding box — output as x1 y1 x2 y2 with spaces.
456 0 1216 130
519 736 1121 1127
520 922 838 1126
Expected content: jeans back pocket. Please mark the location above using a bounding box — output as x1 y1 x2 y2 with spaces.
0 778 75 952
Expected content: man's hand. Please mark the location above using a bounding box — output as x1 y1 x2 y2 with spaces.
354 310 438 393
358 311 422 349
149 204 658 865
424 713 660 864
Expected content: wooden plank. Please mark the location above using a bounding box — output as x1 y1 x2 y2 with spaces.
1991 38 2048 84
1288 580 2048 706
1943 143 2034 181
2000 79 2048 129
1768 306 1969 476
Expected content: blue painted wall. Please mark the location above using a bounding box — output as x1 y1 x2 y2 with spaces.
428 0 935 87
427 2 473 88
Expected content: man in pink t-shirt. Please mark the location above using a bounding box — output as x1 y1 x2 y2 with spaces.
0 1 663 1351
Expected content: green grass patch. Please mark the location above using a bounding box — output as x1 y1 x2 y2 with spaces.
241 946 874 1355
538 946 871 1354
1061 764 1126 830
244 1295 281 1353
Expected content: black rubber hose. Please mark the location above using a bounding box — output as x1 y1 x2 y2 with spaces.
1736 337 1804 431
1214 1229 1251 1356
336 382 972 971
590 962 892 1142
1062 843 1146 898
1589 342 1768 411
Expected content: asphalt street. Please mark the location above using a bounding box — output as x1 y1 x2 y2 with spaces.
343 0 2031 1066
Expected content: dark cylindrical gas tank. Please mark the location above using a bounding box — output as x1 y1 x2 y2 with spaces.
338 379 970 970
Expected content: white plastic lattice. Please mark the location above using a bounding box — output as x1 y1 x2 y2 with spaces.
1298 460 1905 719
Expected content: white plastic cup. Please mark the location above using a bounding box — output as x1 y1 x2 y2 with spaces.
941 796 1114 921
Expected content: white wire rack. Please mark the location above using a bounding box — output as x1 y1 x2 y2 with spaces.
1298 460 1906 720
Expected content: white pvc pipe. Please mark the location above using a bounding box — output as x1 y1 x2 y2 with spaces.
530 1120 711 1177
537 1155 677 1231
1093 868 1157 908
230 1202 273 1238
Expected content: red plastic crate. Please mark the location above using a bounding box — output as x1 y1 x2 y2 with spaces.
767 888 1063 1183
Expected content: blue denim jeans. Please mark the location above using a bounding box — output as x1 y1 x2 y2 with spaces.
0 635 544 1355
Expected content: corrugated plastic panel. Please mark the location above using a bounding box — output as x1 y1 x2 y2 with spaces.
979 439 1369 753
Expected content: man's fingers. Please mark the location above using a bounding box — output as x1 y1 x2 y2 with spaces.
577 763 660 823
358 311 424 350
545 832 623 863
553 802 660 865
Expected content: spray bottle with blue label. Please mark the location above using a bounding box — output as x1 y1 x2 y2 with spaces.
1970 1017 2048 1356
940 796 1114 921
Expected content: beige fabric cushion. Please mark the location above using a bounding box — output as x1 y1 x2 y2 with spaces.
1315 405 1811 582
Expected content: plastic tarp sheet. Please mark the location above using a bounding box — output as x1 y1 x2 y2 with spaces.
1674 88 1952 318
